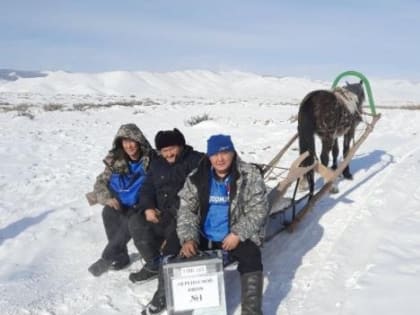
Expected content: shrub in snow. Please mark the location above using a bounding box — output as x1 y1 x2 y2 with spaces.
17 111 34 120
43 103 64 112
185 113 213 126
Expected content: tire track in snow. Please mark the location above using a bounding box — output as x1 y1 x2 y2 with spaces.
280 140 420 314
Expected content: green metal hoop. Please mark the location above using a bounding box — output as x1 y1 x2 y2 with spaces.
332 70 377 115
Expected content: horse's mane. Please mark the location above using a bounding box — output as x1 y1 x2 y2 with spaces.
333 87 360 114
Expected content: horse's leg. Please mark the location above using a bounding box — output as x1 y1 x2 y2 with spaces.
320 137 333 167
342 131 354 179
306 171 314 199
331 139 339 170
321 137 340 193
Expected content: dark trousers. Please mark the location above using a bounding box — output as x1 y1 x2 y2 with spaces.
101 205 132 262
128 211 168 265
163 231 263 274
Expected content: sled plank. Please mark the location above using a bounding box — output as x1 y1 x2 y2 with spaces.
263 133 298 178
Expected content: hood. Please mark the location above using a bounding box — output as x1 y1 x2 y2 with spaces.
112 123 153 156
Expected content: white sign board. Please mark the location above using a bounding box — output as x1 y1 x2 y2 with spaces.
179 265 207 277
171 274 220 311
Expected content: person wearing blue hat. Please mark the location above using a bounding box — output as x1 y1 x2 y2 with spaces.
142 134 268 315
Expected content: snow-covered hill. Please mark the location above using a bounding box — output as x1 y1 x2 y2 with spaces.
1 70 420 106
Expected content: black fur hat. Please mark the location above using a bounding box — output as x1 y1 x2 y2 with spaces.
155 128 186 150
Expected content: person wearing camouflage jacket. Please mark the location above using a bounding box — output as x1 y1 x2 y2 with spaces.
86 123 155 277
176 155 268 248
142 134 268 315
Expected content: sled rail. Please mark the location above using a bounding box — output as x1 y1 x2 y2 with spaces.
263 133 298 179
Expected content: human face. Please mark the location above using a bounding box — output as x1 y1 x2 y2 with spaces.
209 151 235 177
160 145 182 164
122 138 140 160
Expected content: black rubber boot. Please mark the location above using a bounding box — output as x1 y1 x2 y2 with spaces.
128 261 159 283
88 253 130 277
109 253 130 270
129 240 160 282
88 258 111 277
141 267 166 315
240 271 263 315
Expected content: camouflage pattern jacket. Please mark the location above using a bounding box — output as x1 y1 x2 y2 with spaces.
177 156 269 246
86 124 154 206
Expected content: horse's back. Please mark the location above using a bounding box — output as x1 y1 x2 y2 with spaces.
298 90 337 121
299 90 336 110
299 89 353 138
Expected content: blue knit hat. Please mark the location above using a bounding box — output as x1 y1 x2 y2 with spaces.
207 134 235 156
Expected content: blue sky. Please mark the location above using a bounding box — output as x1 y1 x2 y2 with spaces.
1 0 419 80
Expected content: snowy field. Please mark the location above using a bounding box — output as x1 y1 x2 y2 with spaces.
1 71 420 315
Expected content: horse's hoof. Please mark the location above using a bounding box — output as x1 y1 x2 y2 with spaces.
330 185 339 194
343 173 353 180
298 178 309 192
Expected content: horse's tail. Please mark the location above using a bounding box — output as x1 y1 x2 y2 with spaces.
297 91 318 196
298 92 317 166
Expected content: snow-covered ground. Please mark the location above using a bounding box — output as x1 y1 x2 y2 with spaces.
1 70 419 315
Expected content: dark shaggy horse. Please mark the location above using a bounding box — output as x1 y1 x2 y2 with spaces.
298 81 365 196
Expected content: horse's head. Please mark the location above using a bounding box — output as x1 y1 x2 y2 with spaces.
343 80 365 108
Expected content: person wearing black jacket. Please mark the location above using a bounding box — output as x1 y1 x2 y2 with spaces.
128 128 204 282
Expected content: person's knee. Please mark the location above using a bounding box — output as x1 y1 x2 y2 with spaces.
161 233 181 257
128 212 149 235
127 213 140 232
102 205 116 222
235 241 262 274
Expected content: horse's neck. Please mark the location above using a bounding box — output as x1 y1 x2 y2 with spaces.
333 87 360 114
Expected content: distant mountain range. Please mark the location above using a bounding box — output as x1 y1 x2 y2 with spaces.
0 69 419 106
0 69 48 81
